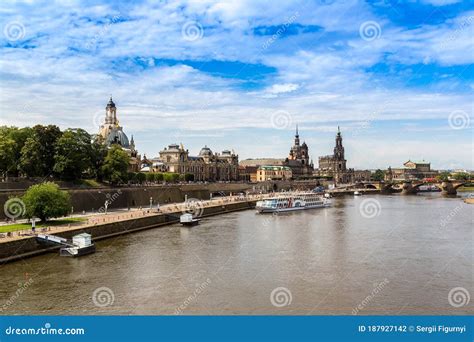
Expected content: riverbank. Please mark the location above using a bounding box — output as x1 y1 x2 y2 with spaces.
0 196 260 264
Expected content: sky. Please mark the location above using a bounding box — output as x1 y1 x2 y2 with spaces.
0 0 472 170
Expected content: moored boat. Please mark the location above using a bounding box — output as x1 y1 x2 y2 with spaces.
256 192 331 213
180 213 200 226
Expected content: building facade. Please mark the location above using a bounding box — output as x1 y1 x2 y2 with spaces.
97 97 140 172
385 160 438 181
256 165 292 182
151 144 239 181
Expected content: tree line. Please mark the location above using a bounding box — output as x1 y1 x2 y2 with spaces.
0 125 128 183
0 125 196 186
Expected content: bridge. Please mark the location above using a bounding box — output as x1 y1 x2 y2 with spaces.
340 180 470 196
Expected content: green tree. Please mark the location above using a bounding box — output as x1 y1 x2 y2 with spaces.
101 145 130 185
372 169 385 181
163 172 179 183
22 182 71 222
0 126 33 177
184 173 194 182
90 135 108 180
0 137 16 178
155 173 163 182
453 172 470 181
127 172 137 183
19 125 61 177
53 129 93 180
146 173 155 182
136 172 146 184
437 171 451 182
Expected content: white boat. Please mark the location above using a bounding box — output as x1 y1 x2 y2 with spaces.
256 192 331 213
180 213 200 226
354 191 362 196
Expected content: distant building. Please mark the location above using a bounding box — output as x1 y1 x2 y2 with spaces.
284 125 314 177
238 165 259 182
256 165 292 182
315 127 370 184
97 97 140 172
386 160 438 181
151 144 239 181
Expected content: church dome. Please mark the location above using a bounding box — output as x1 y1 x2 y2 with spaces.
199 145 212 156
106 128 130 148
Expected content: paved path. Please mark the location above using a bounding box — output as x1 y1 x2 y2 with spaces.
0 194 269 243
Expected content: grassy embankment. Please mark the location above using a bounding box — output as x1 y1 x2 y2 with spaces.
0 217 86 233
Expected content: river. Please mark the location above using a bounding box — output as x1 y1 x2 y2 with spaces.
1 193 472 315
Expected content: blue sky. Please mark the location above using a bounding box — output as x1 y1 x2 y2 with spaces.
0 0 472 169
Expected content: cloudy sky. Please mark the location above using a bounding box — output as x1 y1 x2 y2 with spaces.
0 0 472 170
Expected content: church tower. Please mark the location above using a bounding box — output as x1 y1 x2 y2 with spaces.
294 124 300 146
333 126 345 161
105 96 117 125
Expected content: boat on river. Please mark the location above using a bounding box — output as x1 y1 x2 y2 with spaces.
256 192 331 213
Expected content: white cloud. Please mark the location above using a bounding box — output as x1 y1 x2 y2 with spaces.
0 0 472 169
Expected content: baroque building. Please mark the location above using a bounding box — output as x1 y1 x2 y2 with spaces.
385 160 438 181
284 125 314 177
149 144 239 181
256 165 292 182
97 97 140 171
316 127 370 184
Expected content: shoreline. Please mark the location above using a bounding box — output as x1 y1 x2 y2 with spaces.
0 197 259 264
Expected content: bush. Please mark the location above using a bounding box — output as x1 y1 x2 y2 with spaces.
136 172 146 184
22 182 71 222
163 172 179 183
146 173 156 182
155 173 164 182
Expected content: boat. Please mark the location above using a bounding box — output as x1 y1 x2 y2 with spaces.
60 233 95 257
354 191 362 196
37 233 95 257
180 213 200 226
255 192 331 213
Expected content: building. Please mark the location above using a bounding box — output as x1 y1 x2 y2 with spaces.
385 160 438 181
239 159 286 182
256 165 292 182
284 125 314 177
152 144 239 181
316 127 371 184
97 97 140 171
238 165 259 182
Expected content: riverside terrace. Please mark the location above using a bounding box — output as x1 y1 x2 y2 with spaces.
0 193 281 263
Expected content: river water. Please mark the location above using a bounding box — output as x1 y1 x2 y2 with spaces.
1 193 472 315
